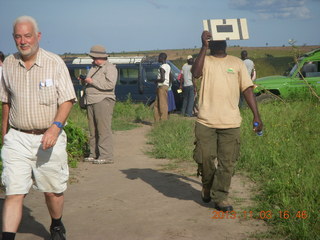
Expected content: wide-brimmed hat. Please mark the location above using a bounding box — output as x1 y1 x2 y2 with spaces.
89 45 108 58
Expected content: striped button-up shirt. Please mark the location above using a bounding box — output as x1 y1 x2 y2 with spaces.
0 48 76 130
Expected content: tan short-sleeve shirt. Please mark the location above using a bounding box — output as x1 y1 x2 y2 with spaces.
0 48 76 130
197 55 253 129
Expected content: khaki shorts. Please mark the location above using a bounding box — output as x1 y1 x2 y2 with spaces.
1 128 69 195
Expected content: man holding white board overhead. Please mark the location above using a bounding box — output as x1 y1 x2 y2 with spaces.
192 19 262 212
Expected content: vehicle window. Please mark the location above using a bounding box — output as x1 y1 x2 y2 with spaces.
144 66 159 83
142 62 180 82
68 68 86 85
68 66 90 79
118 67 139 85
302 61 320 77
167 61 180 78
289 64 298 77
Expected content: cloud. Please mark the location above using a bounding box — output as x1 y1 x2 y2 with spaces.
229 0 312 19
147 0 168 9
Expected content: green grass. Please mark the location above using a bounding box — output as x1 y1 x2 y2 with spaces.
147 100 320 240
112 98 153 131
147 115 195 160
68 103 88 128
147 115 197 174
240 100 320 240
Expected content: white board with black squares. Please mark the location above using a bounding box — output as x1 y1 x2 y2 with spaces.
203 18 249 40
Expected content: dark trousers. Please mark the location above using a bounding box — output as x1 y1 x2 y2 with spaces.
193 122 240 202
181 85 195 117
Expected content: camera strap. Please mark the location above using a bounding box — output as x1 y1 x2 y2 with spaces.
83 66 102 89
89 66 102 78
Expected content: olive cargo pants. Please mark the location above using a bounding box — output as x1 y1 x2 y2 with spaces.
193 122 240 203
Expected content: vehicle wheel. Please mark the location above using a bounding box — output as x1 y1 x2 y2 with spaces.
256 93 278 103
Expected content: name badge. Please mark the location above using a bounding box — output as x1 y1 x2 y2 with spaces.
45 79 53 87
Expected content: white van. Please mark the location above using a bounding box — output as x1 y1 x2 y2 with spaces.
72 56 146 65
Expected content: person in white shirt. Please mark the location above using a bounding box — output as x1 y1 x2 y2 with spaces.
154 53 171 121
241 50 256 81
180 55 196 117
240 50 256 107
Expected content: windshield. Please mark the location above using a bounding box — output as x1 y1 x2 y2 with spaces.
167 61 180 78
288 63 298 77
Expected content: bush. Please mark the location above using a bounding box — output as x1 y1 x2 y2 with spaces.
64 120 89 168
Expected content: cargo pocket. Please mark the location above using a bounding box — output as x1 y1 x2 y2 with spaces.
232 137 241 163
231 137 240 176
60 162 69 186
1 168 8 188
193 140 203 177
58 131 69 186
193 140 202 164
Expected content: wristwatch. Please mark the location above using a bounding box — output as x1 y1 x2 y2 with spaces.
53 121 64 129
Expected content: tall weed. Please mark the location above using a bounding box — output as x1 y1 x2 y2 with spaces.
112 98 153 131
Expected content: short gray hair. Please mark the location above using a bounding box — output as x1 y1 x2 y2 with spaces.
13 16 40 34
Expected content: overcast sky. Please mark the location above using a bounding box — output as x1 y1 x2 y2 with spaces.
0 0 319 55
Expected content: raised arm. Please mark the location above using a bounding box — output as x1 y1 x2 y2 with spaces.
191 31 212 78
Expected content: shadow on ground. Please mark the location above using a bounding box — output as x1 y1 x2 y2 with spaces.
0 198 50 239
133 119 153 126
121 168 209 207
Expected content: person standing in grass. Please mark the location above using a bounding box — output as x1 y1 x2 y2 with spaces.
180 55 196 117
192 31 263 212
0 16 76 240
241 50 256 81
239 50 256 107
154 52 171 122
82 45 117 164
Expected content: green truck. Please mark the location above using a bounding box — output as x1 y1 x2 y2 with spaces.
254 48 320 101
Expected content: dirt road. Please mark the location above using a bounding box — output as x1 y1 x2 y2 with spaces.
0 125 268 240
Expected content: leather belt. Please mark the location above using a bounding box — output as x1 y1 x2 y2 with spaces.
11 126 48 135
